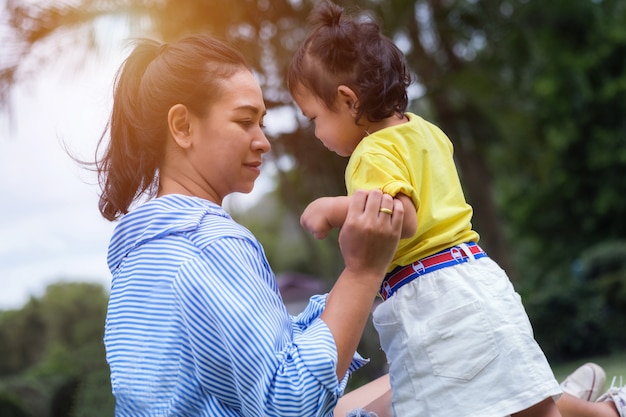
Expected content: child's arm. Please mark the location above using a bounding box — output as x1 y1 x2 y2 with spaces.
395 193 417 239
301 196 350 239
301 193 417 240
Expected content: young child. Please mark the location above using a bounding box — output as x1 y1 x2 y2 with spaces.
287 1 563 416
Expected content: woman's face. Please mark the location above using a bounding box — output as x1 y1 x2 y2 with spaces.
185 69 270 204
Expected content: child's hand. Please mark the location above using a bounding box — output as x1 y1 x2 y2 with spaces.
301 197 335 239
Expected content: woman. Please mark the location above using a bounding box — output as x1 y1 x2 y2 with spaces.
95 33 402 416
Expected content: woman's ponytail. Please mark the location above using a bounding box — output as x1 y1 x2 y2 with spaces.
97 39 162 220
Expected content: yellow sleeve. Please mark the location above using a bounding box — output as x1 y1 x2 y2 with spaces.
346 150 419 210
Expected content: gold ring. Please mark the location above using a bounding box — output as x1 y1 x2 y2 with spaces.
379 207 393 215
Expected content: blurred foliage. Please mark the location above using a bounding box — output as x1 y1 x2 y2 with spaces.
0 282 113 417
0 390 30 417
525 241 626 363
486 0 626 287
2 0 624 284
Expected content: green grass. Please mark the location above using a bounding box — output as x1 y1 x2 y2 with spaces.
551 351 626 389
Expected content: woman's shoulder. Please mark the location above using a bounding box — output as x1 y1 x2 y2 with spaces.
110 194 254 262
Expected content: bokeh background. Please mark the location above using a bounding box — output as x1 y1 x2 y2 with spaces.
1 0 625 415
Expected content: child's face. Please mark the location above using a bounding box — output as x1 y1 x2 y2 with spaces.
293 87 366 157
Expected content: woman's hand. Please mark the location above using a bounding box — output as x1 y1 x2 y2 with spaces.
339 189 403 279
321 189 403 379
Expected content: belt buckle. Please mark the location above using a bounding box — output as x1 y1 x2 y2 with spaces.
450 246 463 262
411 260 425 274
383 281 392 297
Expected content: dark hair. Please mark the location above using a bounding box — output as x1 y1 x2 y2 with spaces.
95 34 249 221
287 0 411 124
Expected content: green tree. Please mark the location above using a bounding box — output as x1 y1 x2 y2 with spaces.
1 0 351 281
0 299 47 375
0 282 112 417
493 0 626 285
38 282 107 352
1 0 516 278
0 391 30 417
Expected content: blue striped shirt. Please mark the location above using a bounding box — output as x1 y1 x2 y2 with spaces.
104 194 367 416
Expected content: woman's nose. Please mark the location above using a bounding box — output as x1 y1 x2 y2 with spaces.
254 130 271 153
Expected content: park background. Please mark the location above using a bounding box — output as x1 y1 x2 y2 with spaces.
1 0 625 415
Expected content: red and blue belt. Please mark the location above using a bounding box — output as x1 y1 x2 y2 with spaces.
380 242 488 300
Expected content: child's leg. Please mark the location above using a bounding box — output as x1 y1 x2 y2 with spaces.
509 394 621 417
555 363 623 417
557 393 620 417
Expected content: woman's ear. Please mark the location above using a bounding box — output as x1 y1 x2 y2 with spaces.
168 104 192 148
337 85 360 116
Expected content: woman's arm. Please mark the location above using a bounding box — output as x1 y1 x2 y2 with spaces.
321 189 403 379
335 374 393 417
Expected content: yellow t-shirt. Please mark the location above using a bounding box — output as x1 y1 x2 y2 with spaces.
346 112 479 271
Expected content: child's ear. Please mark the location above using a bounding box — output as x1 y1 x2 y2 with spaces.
337 85 360 116
168 104 192 148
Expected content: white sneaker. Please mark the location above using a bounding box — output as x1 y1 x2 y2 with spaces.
560 362 607 401
597 376 626 417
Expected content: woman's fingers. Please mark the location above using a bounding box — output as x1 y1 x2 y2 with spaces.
340 190 403 277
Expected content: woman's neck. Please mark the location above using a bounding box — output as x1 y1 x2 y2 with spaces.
157 175 222 206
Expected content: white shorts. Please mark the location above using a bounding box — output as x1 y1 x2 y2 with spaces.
372 256 562 417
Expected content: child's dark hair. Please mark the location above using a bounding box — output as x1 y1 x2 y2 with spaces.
95 34 249 221
287 0 411 124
